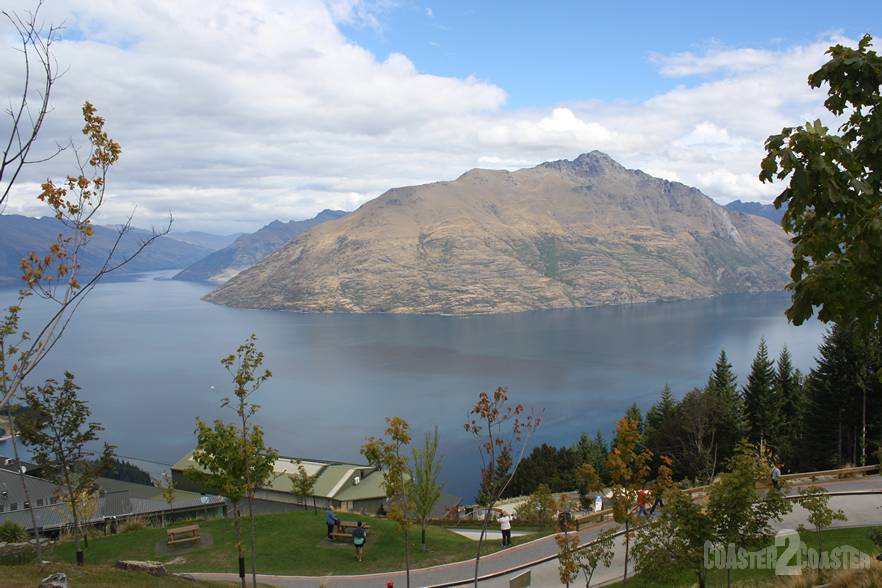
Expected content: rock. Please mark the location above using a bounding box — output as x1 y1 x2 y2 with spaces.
38 573 69 588
114 560 168 576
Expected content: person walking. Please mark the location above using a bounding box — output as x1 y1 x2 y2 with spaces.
497 512 512 547
326 506 337 541
352 521 367 561
637 489 648 517
771 463 782 491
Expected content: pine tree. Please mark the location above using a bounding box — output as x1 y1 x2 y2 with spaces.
644 385 680 462
743 339 781 446
706 350 745 464
775 347 804 467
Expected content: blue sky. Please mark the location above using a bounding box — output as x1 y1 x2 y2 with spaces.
2 0 879 231
342 1 879 108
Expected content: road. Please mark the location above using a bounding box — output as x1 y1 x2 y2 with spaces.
185 475 882 587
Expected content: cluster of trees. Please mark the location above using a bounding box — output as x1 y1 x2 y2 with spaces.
505 327 882 500
98 457 153 485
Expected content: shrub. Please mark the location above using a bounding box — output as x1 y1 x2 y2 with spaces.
0 520 28 543
514 484 556 528
119 517 146 534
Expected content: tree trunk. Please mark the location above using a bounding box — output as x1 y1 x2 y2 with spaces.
473 509 491 587
698 569 706 588
7 417 43 568
233 503 245 588
622 520 630 586
248 493 258 588
726 567 732 588
816 525 823 564
861 383 867 466
404 524 411 588
421 524 427 551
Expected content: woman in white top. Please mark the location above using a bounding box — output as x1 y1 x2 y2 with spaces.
497 513 512 547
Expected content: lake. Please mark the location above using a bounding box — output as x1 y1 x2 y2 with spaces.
0 272 826 499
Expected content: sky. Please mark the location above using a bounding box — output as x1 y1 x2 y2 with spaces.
1 0 879 233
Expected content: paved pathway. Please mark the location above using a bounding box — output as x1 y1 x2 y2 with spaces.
185 475 882 587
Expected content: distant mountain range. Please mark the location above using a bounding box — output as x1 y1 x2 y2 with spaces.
167 230 242 251
172 210 347 283
724 200 786 224
206 152 792 315
0 215 212 285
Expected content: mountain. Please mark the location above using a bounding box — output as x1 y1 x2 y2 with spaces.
167 230 243 251
0 215 212 285
724 200 786 224
172 209 347 283
205 152 792 315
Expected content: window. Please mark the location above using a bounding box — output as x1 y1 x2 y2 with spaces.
9 502 17 511
37 498 44 507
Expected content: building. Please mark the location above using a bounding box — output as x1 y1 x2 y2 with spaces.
172 452 390 514
0 468 226 534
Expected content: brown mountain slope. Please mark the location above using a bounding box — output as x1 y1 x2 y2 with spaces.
205 152 791 314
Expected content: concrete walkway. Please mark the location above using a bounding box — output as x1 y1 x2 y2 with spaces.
185 475 882 587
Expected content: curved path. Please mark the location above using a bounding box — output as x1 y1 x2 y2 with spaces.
185 475 882 587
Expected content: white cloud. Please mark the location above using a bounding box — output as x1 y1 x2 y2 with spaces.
0 0 844 231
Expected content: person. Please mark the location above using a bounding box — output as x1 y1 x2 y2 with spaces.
326 506 338 541
649 493 664 515
497 512 512 547
637 489 648 517
771 463 782 491
352 521 367 561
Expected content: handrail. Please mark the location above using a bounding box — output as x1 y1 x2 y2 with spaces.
427 485 882 588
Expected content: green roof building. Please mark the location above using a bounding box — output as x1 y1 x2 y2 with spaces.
171 452 388 515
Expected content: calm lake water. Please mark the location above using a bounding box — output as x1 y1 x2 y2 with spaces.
1 272 826 499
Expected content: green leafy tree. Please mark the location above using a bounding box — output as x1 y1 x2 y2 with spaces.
743 339 781 446
633 488 713 588
220 334 278 588
464 387 540 587
514 483 556 528
159 472 176 527
410 428 443 550
16 372 114 566
760 35 882 342
708 440 793 587
0 520 28 543
798 486 847 560
288 461 318 512
190 335 277 588
362 416 413 587
557 527 615 588
189 420 248 587
606 416 653 586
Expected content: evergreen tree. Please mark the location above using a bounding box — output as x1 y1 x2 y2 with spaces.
574 432 610 484
775 347 805 467
743 339 781 446
625 403 644 433
706 350 745 463
803 325 882 469
644 385 680 462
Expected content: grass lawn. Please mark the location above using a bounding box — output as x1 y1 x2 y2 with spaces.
605 525 882 587
0 564 237 588
50 510 536 576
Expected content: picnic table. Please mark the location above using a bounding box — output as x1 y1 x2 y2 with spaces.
329 520 370 541
167 524 201 546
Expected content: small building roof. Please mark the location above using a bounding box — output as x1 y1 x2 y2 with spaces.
172 451 387 502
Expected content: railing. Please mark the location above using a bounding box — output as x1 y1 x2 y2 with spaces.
425 484 882 588
570 464 880 529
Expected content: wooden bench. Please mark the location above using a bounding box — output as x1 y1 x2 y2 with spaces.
167 524 200 546
330 531 352 541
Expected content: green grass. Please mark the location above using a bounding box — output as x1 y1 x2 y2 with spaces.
605 526 882 587
49 511 534 576
0 564 236 588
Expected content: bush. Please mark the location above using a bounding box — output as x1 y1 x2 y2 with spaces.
0 520 28 543
0 542 35 565
119 517 146 534
514 484 556 528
